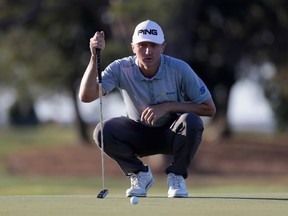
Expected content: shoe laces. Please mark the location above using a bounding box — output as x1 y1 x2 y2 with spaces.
168 173 183 189
130 173 144 189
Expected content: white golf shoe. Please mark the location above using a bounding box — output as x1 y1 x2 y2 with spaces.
126 167 154 197
167 173 188 198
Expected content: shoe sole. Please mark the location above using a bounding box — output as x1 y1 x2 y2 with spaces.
126 177 155 197
168 193 188 198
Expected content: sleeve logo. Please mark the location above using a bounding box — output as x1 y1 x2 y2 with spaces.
200 86 206 95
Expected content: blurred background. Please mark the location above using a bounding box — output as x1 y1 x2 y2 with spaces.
0 0 287 195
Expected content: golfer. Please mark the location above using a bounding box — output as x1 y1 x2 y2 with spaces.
79 20 216 198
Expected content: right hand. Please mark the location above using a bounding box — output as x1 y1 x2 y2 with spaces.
89 31 105 56
141 103 169 126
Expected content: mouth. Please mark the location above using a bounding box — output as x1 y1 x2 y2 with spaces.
143 57 153 62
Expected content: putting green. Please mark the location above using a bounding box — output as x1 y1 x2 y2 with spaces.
0 193 287 216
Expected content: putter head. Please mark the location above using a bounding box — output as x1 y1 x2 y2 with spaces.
97 189 108 199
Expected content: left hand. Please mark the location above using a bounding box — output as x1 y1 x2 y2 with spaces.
89 31 105 57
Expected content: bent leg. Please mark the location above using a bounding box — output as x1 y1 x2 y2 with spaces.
93 117 164 175
165 113 204 178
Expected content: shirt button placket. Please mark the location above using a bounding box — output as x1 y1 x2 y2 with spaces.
148 81 155 104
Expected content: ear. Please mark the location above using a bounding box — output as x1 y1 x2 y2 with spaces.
161 43 166 53
131 43 136 54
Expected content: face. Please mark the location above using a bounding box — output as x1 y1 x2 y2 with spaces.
131 41 165 76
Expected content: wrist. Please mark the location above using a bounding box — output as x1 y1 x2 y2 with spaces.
163 102 174 112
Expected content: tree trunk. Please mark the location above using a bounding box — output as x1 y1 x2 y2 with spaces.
70 83 91 145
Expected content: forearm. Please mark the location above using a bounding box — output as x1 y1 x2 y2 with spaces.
162 99 216 117
78 56 100 102
141 99 216 125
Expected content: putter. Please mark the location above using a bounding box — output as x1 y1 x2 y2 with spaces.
96 48 108 199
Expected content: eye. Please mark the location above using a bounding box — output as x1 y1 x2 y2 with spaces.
136 43 145 48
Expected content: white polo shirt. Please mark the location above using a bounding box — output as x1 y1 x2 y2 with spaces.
101 54 212 126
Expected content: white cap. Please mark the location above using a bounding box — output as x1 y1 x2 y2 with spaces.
132 20 165 44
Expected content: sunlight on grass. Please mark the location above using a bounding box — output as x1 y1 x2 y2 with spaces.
0 125 287 201
0 124 78 156
0 124 82 177
1 174 288 196
0 193 287 216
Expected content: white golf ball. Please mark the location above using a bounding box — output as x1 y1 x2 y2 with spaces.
130 196 139 204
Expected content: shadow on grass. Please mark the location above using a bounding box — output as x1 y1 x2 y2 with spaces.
149 196 288 201
192 196 288 201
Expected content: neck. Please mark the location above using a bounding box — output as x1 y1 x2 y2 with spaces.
139 61 161 78
140 67 157 78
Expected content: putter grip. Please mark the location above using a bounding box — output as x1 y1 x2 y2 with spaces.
96 48 102 83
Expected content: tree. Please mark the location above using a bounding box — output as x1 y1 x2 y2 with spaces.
1 0 288 146
108 0 288 137
0 0 111 143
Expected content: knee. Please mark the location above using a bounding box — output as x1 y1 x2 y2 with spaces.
182 113 203 130
183 113 204 148
93 123 101 146
172 113 203 135
93 118 118 147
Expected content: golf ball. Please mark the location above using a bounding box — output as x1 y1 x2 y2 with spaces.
130 196 139 204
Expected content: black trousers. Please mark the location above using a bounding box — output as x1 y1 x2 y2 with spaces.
93 113 203 179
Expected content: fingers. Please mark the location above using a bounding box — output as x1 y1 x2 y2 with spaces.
90 31 105 56
141 107 156 125
93 31 105 40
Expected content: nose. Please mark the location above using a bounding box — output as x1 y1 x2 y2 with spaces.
145 46 152 55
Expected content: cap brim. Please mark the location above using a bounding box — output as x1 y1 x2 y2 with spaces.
132 38 164 45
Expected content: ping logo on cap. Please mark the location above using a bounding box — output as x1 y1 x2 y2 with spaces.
132 20 164 44
138 29 158 36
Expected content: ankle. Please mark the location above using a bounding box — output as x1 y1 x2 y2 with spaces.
132 165 149 174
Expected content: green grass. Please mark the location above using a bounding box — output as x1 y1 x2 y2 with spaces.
0 126 288 215
1 173 288 195
1 176 288 216
1 174 287 216
0 125 78 155
0 193 287 216
0 125 80 172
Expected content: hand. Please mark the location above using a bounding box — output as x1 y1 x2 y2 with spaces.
90 31 105 56
141 104 168 126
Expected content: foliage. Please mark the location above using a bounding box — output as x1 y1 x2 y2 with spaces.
0 0 288 134
0 0 109 93
0 28 68 96
0 0 111 141
264 66 288 131
109 0 288 132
